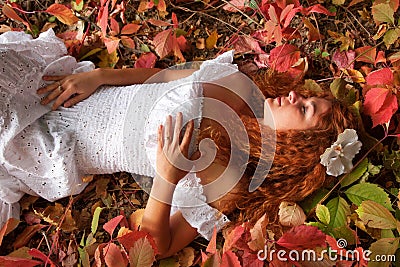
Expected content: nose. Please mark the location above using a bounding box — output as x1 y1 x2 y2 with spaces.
288 91 299 104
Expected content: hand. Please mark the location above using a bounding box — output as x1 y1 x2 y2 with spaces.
156 113 194 184
37 70 102 110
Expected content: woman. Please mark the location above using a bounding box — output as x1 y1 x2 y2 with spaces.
0 29 360 257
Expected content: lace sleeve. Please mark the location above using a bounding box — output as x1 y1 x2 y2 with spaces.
171 173 230 240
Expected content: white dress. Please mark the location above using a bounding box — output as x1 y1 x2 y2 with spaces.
0 29 237 240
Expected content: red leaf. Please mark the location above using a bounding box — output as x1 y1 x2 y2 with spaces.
0 218 19 246
325 235 347 254
98 0 110 36
147 19 170 27
110 18 120 35
371 92 398 127
332 49 355 69
45 4 78 25
232 36 264 54
135 52 157 68
0 256 42 267
206 227 217 254
104 37 120 54
104 215 124 237
355 46 376 64
2 4 30 29
117 230 159 255
305 4 336 16
254 53 269 68
156 0 167 15
153 29 185 61
121 36 135 49
104 243 128 267
375 51 387 65
221 251 241 267
365 68 393 85
223 224 246 253
268 44 300 72
223 0 249 12
276 225 326 250
242 252 264 267
28 249 56 267
121 23 141 35
363 87 391 115
172 12 179 28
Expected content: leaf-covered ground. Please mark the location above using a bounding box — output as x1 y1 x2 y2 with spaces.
0 0 400 266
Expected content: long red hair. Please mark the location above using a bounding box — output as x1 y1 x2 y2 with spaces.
198 71 361 227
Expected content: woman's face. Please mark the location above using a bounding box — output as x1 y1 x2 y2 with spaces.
263 91 332 130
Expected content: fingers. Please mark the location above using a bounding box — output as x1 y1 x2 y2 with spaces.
63 94 86 108
180 119 194 156
164 115 172 145
42 75 67 81
173 112 183 145
37 76 66 94
157 124 164 151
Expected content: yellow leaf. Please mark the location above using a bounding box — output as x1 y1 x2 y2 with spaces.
206 30 219 49
45 4 79 26
343 68 366 83
98 49 119 69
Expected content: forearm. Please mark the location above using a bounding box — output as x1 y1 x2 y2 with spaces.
93 68 196 86
141 175 176 255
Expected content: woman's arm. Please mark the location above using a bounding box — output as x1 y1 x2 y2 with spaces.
141 113 199 258
37 67 196 110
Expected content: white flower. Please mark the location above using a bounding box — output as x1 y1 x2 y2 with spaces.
320 129 362 177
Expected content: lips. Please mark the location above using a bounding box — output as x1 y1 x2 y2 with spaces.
276 97 281 106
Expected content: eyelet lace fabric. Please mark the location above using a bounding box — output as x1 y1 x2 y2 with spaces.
0 29 236 237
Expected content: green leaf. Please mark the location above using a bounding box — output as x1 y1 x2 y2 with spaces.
248 0 258 9
356 201 397 229
345 182 393 211
330 78 347 100
368 238 399 267
306 221 328 232
314 48 321 56
141 44 151 53
91 207 104 234
300 188 330 214
383 28 400 48
326 197 350 229
321 51 330 58
331 225 357 245
341 158 368 187
372 3 395 25
316 204 330 225
304 79 323 92
381 229 395 238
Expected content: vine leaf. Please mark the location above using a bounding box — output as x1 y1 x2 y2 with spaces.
134 53 157 68
363 87 398 127
368 238 399 267
128 237 156 267
221 251 241 267
103 215 124 237
276 225 326 250
371 3 395 25
45 4 78 26
345 183 393 211
153 29 185 61
104 243 128 267
356 201 397 229
268 44 300 72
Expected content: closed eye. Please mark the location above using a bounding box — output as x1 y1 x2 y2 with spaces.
302 106 307 114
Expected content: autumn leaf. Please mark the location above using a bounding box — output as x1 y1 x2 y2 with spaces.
0 218 19 246
206 30 219 49
129 238 156 267
332 49 356 69
363 87 398 127
371 3 395 25
153 28 185 61
104 243 128 267
206 227 218 254
247 214 267 251
221 251 241 267
98 49 119 68
29 249 57 267
2 4 30 29
103 215 124 237
98 0 110 36
268 44 301 72
365 68 393 85
45 4 78 25
302 17 324 41
222 224 246 253
327 30 355 51
147 18 171 27
223 0 249 12
278 202 306 227
121 23 141 35
13 225 46 249
0 256 42 267
104 37 120 54
110 18 120 35
355 46 376 64
276 225 326 250
121 36 135 49
177 247 195 267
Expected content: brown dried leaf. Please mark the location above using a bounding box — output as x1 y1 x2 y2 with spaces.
278 201 306 227
206 30 219 50
129 209 145 230
247 214 267 251
177 247 195 267
0 218 19 246
14 224 46 249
